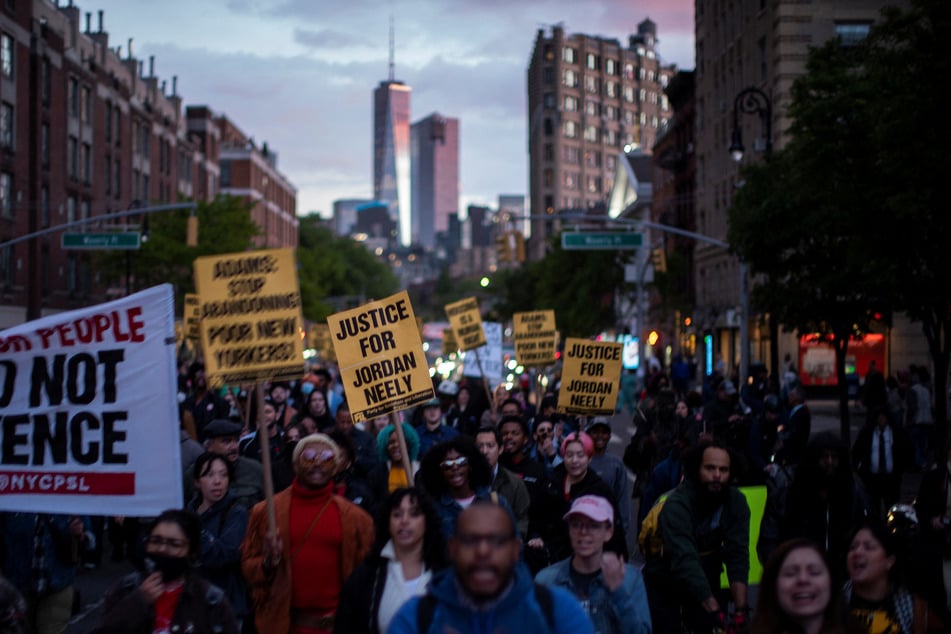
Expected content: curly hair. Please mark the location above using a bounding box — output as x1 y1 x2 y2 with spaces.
373 487 448 571
376 423 420 463
418 436 493 497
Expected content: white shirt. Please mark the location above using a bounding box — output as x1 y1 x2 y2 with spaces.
376 540 432 634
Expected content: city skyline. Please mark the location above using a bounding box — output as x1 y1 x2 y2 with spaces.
84 0 694 218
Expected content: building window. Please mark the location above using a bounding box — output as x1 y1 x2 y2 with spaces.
758 37 767 82
606 155 616 171
623 63 634 80
66 196 76 225
564 120 578 138
41 124 49 165
114 108 121 146
544 44 554 61
584 75 600 94
41 58 50 104
563 47 576 64
543 67 554 85
67 137 78 178
604 129 618 146
0 33 11 78
639 67 646 80
80 85 91 123
81 143 91 184
0 102 12 148
604 105 618 121
585 100 599 116
639 89 647 102
605 58 617 75
543 93 555 109
624 110 635 125
586 175 602 193
623 86 634 103
0 245 12 288
585 151 601 168
105 102 112 142
40 186 49 228
543 144 554 161
564 95 579 111
0 171 11 218
585 53 599 70
562 146 580 164
563 69 578 88
836 22 871 46
114 160 121 198
543 118 553 136
68 77 79 118
543 169 554 187
563 172 578 190
605 81 617 98
584 125 599 143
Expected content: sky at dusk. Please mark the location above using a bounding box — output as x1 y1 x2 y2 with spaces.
84 0 695 217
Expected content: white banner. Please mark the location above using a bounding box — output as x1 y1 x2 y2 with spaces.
0 285 182 515
463 321 503 385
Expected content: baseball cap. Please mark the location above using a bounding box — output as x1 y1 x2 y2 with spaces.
422 397 441 408
563 495 614 525
720 379 737 395
585 416 612 433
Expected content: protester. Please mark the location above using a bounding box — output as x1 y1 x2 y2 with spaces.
852 408 912 517
843 521 944 633
328 429 376 515
92 509 238 634
181 362 230 441
388 500 595 634
915 439 951 616
419 436 498 539
415 397 460 458
0 513 90 634
367 423 421 502
586 418 633 551
0 574 26 634
334 488 448 634
535 495 651 634
291 388 334 433
240 397 295 493
532 415 563 474
240 433 374 634
642 439 750 633
445 384 480 436
751 538 855 634
187 452 250 626
476 426 531 539
776 387 811 466
269 381 298 429
185 418 265 511
333 402 378 477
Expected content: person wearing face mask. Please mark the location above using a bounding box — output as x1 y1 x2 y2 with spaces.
241 433 374 634
187 452 249 626
92 509 238 634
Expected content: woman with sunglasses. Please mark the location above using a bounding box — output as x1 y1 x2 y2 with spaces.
334 488 448 634
187 452 250 627
549 431 628 562
419 436 498 539
93 509 238 633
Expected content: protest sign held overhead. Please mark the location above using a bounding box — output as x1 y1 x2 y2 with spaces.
0 285 182 515
463 321 503 385
193 248 305 388
444 297 486 351
557 338 623 415
442 327 457 356
184 293 200 339
513 310 557 366
328 291 433 423
308 323 337 363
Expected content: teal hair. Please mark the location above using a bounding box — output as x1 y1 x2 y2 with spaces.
376 423 420 462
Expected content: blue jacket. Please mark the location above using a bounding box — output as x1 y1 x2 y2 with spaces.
389 563 594 634
434 487 505 540
188 493 249 617
535 558 651 634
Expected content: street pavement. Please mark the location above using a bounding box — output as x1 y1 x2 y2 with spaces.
67 398 919 632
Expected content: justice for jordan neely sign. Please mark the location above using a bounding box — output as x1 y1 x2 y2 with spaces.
557 338 623 415
328 291 434 423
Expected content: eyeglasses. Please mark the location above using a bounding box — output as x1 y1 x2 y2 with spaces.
454 533 514 549
440 456 468 471
300 447 336 464
146 535 188 550
568 520 608 533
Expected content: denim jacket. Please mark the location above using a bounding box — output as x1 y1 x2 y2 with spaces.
535 557 651 634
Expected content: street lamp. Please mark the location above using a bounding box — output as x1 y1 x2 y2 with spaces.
728 86 777 385
729 87 773 162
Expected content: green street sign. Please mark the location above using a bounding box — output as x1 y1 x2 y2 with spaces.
561 232 642 250
61 232 141 250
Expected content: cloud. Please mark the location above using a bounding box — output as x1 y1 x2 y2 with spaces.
293 28 372 50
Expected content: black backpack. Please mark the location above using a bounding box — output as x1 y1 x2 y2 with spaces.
415 582 555 632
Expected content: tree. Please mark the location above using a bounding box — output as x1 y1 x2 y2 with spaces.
295 214 398 321
729 0 951 445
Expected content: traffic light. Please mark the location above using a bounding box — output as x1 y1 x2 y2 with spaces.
651 247 667 274
513 231 526 263
496 233 511 263
186 215 199 247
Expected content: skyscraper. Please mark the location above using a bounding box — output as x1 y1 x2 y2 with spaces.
373 22 411 246
411 113 459 249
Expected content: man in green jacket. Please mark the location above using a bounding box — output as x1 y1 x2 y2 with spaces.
642 439 750 633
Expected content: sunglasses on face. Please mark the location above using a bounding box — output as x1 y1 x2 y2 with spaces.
440 456 468 471
300 447 335 464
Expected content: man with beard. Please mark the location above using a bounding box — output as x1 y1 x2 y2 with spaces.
499 415 558 572
388 500 593 634
241 433 374 634
643 439 750 633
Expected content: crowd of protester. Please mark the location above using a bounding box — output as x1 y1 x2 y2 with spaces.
1 355 949 634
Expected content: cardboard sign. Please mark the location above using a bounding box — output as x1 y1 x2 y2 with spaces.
308 323 337 363
193 249 305 388
0 285 182 515
462 321 503 385
445 297 486 351
513 310 557 366
442 328 457 356
557 338 623 415
184 293 200 339
328 291 433 423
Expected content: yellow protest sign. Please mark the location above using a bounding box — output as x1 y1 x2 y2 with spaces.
184 293 200 339
442 328 458 356
193 248 305 388
328 290 433 423
557 338 623 415
309 323 337 363
445 297 485 351
513 310 557 366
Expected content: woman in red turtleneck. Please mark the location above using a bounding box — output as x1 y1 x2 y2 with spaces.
241 433 375 634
